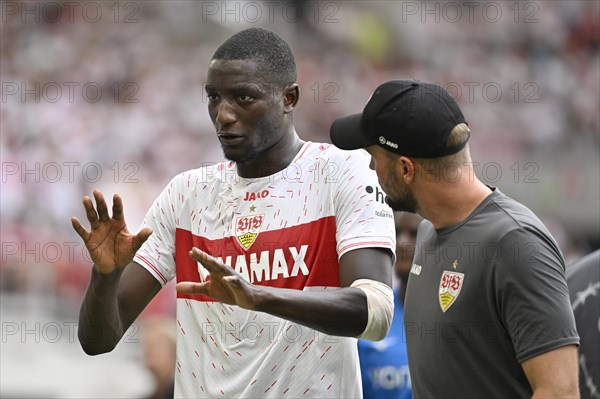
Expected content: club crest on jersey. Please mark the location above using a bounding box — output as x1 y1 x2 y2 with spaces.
235 214 265 251
438 270 464 312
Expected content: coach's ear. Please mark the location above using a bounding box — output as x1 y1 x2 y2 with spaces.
283 84 299 113
398 156 416 184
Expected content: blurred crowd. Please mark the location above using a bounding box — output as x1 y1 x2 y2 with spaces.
1 1 598 315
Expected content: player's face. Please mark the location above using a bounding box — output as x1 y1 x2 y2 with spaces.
394 212 422 279
205 59 289 166
367 145 418 213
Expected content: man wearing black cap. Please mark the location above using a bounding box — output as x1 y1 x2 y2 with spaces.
331 80 580 398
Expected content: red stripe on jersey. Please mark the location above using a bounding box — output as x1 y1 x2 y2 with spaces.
134 254 168 284
292 142 312 163
176 216 339 301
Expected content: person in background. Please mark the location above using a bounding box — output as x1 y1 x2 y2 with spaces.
140 316 176 399
567 249 600 399
358 211 422 399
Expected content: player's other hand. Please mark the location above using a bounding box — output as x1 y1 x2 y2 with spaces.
71 189 152 275
177 247 260 310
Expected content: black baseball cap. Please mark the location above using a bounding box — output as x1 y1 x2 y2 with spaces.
330 79 468 158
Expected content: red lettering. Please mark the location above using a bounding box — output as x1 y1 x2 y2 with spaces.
237 218 249 231
451 275 461 290
243 190 270 201
252 215 263 229
441 274 450 289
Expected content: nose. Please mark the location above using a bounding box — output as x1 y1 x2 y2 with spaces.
369 156 376 170
215 100 237 127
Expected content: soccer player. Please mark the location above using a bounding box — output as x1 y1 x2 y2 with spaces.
140 317 176 399
330 79 580 398
73 28 396 398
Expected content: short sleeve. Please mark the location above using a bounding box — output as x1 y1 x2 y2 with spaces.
330 150 396 260
494 227 579 362
134 174 183 286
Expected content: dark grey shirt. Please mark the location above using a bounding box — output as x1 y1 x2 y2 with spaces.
405 188 579 398
567 250 600 399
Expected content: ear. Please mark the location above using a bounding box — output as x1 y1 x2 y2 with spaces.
283 84 299 113
398 156 416 184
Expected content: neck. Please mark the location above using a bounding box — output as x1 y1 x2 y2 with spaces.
415 174 492 229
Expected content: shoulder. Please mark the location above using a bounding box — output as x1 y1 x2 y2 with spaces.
483 190 551 237
172 161 234 186
300 142 370 165
157 161 233 202
293 142 375 188
466 191 564 264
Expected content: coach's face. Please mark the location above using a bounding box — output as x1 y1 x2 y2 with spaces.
206 59 294 166
367 145 418 213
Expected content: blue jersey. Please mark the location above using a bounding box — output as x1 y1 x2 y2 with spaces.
358 291 412 399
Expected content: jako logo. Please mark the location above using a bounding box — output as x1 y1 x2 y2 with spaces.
365 186 387 204
244 190 269 201
378 136 398 149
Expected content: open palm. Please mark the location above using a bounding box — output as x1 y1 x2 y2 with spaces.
71 190 152 274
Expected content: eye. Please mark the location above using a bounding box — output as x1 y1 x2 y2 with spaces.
237 94 254 103
206 92 220 102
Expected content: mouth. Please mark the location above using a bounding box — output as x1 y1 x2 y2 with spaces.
217 132 246 146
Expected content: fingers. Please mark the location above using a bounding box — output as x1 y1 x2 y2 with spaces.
176 281 209 295
189 247 232 277
132 227 153 252
112 194 124 221
190 247 211 262
82 195 100 229
71 217 90 242
93 190 110 223
80 190 125 229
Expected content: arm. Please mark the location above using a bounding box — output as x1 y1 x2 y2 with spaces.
177 246 393 337
78 261 161 355
494 227 580 396
521 345 579 398
72 190 160 355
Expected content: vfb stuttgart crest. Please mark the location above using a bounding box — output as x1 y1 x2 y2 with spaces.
439 270 464 312
235 214 265 250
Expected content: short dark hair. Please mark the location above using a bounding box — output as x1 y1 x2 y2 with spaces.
212 28 297 88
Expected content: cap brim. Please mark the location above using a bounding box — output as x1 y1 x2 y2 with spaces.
330 113 373 150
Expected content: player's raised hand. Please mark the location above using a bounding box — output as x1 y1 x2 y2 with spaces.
176 247 259 310
71 189 152 275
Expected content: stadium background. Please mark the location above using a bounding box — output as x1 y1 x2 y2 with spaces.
1 1 598 397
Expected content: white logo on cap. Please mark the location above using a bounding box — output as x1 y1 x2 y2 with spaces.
379 136 398 149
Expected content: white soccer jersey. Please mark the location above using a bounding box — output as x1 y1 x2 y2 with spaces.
135 142 396 398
